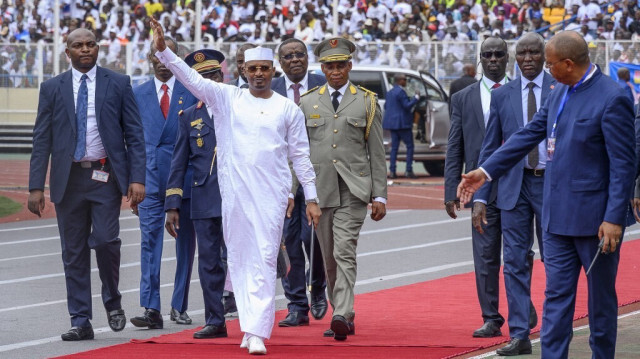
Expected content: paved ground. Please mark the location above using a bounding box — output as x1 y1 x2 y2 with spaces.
1 155 639 358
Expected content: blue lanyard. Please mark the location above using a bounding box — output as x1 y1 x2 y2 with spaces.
550 64 593 138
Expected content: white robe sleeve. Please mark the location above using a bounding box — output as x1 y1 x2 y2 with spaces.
286 105 317 201
155 47 238 113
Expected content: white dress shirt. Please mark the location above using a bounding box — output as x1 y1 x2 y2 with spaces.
328 82 387 205
284 72 309 101
154 75 176 104
480 76 507 127
72 66 106 161
521 71 546 170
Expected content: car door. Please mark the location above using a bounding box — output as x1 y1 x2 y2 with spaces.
420 71 450 149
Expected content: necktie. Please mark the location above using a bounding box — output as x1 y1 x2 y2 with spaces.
491 83 501 90
292 83 302 105
332 91 340 112
73 74 88 161
527 82 539 168
160 83 170 119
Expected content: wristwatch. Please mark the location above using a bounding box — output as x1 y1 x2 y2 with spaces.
305 197 320 205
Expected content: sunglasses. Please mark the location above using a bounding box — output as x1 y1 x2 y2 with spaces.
480 51 507 59
282 52 306 60
246 65 273 74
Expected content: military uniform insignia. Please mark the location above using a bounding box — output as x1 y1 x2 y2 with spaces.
179 96 183 105
197 138 204 147
196 101 204 109
329 39 338 48
349 84 357 94
310 114 320 119
178 110 184 116
195 123 204 130
191 118 203 127
194 52 206 63
313 105 318 109
318 85 326 95
301 86 319 97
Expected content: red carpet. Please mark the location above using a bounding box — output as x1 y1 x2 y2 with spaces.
56 239 640 359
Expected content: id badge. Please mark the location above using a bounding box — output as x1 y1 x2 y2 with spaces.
91 170 109 183
547 137 556 161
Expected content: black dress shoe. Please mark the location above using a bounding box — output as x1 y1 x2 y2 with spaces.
278 311 309 327
496 338 532 356
130 308 163 329
404 171 417 179
331 315 351 341
310 295 328 320
107 309 126 332
193 324 228 339
472 321 502 338
61 326 94 341
223 294 238 316
169 308 192 325
529 301 538 329
388 172 398 179
323 321 355 337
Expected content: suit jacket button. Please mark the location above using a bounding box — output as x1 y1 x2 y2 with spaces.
334 114 338 118
334 129 338 133
333 159 337 163
332 144 337 148
360 172 364 176
314 123 317 127
194 181 198 185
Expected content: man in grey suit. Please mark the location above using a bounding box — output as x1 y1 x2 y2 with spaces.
271 38 329 328
444 36 507 338
28 28 146 340
299 37 387 341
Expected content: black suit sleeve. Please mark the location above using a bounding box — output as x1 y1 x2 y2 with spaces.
29 80 53 192
444 91 464 203
120 76 146 185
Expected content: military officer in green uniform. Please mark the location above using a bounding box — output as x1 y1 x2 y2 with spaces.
298 37 387 341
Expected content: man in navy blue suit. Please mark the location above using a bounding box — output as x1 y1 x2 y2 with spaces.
130 37 197 329
459 31 636 358
28 28 145 341
444 36 507 338
271 37 328 327
383 73 419 179
165 49 228 339
475 32 555 356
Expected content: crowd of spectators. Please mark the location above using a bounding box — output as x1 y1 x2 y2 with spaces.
1 0 640 86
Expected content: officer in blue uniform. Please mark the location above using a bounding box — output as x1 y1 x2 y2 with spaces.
164 49 228 339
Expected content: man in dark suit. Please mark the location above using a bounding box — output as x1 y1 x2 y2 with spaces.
459 31 636 358
475 32 555 356
271 37 328 328
444 36 507 338
130 37 197 329
383 73 419 179
165 49 228 339
229 43 257 88
28 28 145 341
449 63 477 99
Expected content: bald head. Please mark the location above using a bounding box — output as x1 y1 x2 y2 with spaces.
463 63 476 77
547 31 589 66
66 28 95 47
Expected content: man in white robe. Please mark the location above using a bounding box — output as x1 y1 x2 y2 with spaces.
150 18 321 355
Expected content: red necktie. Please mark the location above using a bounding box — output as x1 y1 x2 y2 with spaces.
491 83 501 90
160 83 170 119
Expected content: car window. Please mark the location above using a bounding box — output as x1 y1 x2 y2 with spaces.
348 71 386 99
424 81 444 102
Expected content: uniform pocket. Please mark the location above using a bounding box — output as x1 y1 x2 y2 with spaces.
307 117 326 141
189 126 211 153
345 116 366 143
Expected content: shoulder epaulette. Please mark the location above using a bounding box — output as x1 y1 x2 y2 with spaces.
178 109 184 116
301 86 319 97
358 85 377 97
196 100 204 109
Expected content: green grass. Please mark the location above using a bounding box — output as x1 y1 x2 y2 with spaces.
0 196 22 218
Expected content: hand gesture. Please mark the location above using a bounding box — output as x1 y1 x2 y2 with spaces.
27 190 45 217
457 169 488 205
472 202 487 234
149 16 167 52
165 209 180 238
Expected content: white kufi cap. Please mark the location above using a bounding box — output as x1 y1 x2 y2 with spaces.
244 47 274 62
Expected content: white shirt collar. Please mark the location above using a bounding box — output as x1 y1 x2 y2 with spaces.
328 82 350 96
71 65 97 83
481 75 507 91
521 70 544 91
154 76 176 94
285 72 309 91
